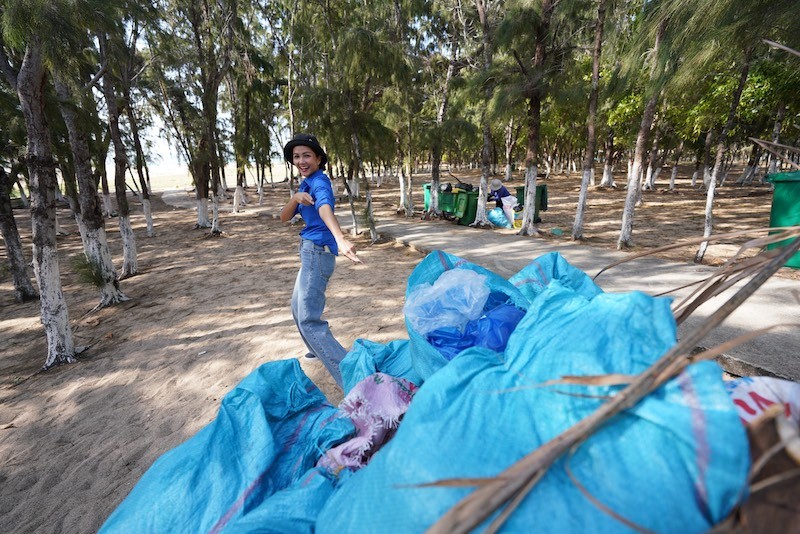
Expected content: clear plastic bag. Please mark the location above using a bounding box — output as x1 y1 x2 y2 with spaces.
403 268 490 336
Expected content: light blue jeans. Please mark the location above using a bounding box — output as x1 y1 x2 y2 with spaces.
291 238 347 387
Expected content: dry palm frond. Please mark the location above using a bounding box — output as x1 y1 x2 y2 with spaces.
671 230 800 324
425 236 800 534
749 137 800 170
593 226 800 281
591 227 800 325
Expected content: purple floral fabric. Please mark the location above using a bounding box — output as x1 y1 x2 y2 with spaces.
317 373 417 474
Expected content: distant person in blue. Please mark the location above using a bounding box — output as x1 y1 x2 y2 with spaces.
280 133 362 387
488 178 518 227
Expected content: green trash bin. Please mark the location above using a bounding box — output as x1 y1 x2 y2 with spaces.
423 183 456 213
515 184 548 223
455 191 479 226
767 171 800 269
439 191 456 213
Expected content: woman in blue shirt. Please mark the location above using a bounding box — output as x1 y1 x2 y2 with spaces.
280 133 361 387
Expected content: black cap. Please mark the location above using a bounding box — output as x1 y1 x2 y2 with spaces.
283 133 328 169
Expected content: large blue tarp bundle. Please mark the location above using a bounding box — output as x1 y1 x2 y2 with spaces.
101 251 749 533
100 361 351 533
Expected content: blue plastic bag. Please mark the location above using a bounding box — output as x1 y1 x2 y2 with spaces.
404 268 490 335
488 206 513 228
404 251 528 380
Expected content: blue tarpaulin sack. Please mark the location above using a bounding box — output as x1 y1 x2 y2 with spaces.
339 339 422 394
317 279 750 533
100 360 352 533
509 250 604 303
488 206 513 228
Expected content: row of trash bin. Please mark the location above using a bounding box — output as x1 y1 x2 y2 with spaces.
419 171 799 269
423 183 548 226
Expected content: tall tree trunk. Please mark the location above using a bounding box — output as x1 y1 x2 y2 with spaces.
473 0 494 227
573 0 608 240
16 41 76 368
124 88 155 237
100 34 138 278
518 0 554 236
767 102 786 175
426 30 459 221
701 128 713 188
600 130 616 187
669 140 684 191
94 132 113 217
54 77 128 308
643 122 663 192
396 136 408 215
405 116 414 216
695 48 753 263
0 167 38 302
504 118 519 182
617 20 665 249
617 90 659 248
349 107 378 241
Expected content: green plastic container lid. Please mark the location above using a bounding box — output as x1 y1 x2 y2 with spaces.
767 170 800 182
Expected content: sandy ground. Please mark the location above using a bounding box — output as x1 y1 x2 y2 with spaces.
0 166 795 533
0 187 421 533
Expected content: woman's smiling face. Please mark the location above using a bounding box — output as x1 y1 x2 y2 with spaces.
292 145 322 177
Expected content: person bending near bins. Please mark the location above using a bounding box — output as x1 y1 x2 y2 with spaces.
280 133 362 388
488 178 518 227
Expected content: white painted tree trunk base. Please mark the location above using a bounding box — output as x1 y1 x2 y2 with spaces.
142 199 155 237
195 198 211 228
600 164 615 187
211 196 222 234
102 193 113 217
35 245 76 369
119 216 138 278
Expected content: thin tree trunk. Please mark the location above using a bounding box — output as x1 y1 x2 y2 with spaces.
669 141 683 191
504 118 518 182
695 49 753 263
472 0 493 227
55 77 128 308
0 167 38 302
573 0 608 240
100 34 138 278
767 102 786 175
618 19 665 249
737 143 759 184
518 0 554 236
124 90 155 236
396 136 411 216
618 90 659 248
643 124 663 192
600 130 616 187
702 128 713 188
426 31 458 221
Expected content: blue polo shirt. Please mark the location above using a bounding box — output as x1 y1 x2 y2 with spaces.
295 170 339 255
488 185 512 208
